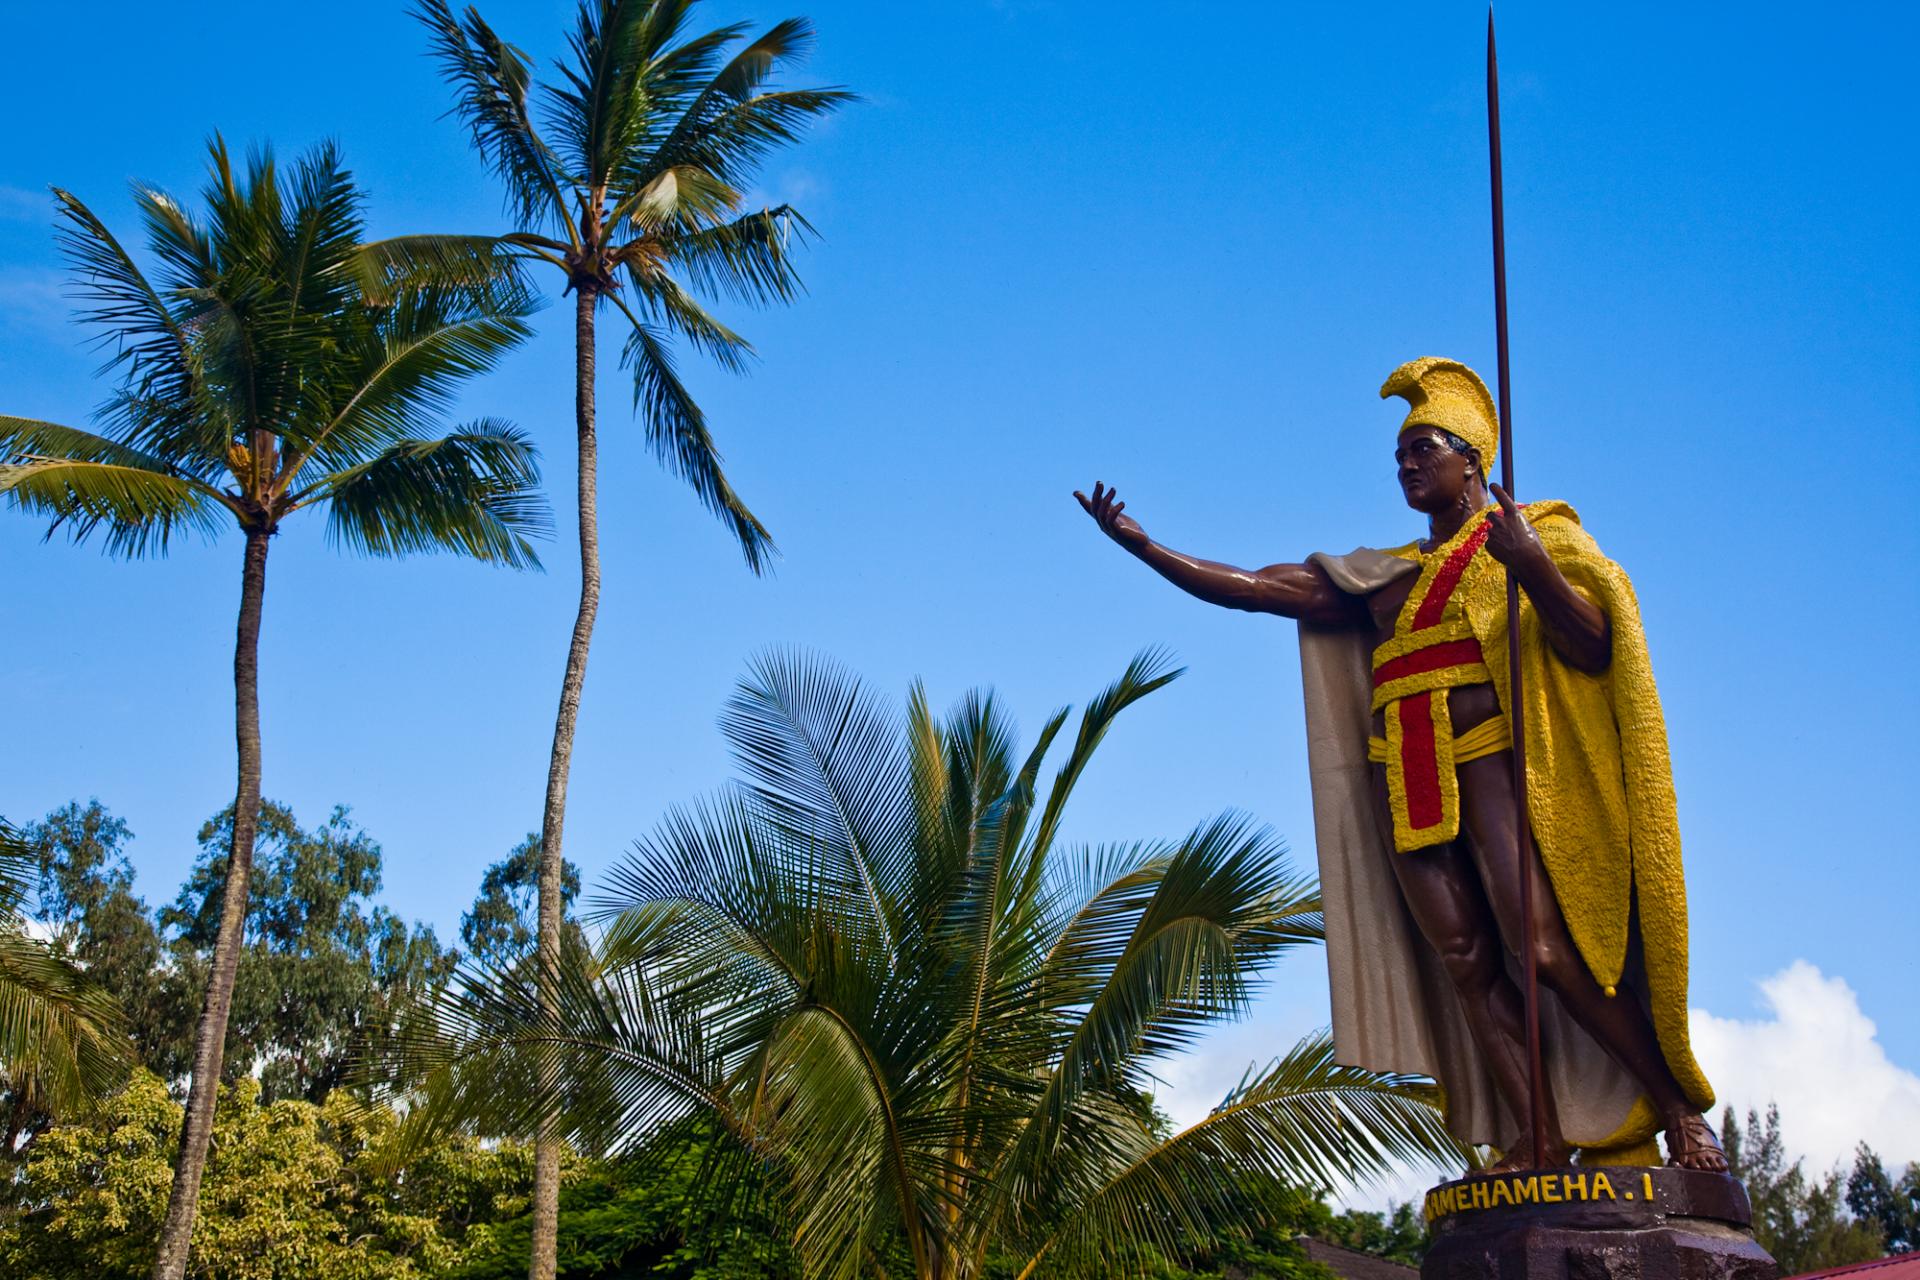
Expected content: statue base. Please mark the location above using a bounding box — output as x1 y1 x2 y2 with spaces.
1419 1166 1776 1279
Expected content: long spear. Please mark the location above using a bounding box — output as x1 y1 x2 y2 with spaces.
1487 8 1548 1171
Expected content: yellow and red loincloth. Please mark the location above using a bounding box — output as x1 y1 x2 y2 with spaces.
1368 512 1511 852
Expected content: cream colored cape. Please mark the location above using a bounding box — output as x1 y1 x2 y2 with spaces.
1298 503 1712 1161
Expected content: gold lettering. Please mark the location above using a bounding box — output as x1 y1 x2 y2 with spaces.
1514 1177 1537 1204
1590 1172 1617 1201
1565 1173 1588 1201
1471 1181 1491 1210
1541 1177 1562 1203
1643 1173 1656 1203
1491 1178 1514 1207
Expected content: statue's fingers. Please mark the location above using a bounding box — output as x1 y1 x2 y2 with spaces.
1073 490 1092 513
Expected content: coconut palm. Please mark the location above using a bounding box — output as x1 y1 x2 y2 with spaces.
0 138 547 1280
0 820 134 1146
386 651 1463 1280
406 4 851 1265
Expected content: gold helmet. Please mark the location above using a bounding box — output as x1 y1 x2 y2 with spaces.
1380 357 1499 477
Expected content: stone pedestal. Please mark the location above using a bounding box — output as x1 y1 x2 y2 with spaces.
1420 1166 1776 1279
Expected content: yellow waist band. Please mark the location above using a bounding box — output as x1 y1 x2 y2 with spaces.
1369 712 1510 766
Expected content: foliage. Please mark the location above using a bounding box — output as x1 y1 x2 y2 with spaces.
0 1069 532 1280
461 834 584 970
161 801 458 1102
386 651 1462 1279
21 802 188 1084
1311 1201 1428 1268
411 0 856 568
19 798 456 1107
1848 1142 1920 1256
451 1118 799 1279
0 136 547 561
1721 1104 1884 1272
0 816 134 1156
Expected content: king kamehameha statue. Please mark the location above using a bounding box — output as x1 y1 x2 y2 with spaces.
1074 357 1725 1175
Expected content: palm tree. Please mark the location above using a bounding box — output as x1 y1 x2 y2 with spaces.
0 138 548 1280
407 4 851 1266
387 652 1463 1280
0 820 135 1149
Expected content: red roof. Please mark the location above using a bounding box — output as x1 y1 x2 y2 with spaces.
1791 1255 1920 1279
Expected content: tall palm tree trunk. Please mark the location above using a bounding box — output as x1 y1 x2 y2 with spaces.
530 284 601 1280
150 524 270 1280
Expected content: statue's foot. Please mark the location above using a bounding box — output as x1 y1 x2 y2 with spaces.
1663 1113 1729 1173
1481 1133 1574 1175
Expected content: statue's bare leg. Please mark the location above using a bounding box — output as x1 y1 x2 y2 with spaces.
1369 767 1569 1168
1455 749 1727 1172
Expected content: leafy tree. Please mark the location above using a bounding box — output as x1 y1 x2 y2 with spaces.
1848 1143 1920 1256
387 651 1461 1280
1721 1104 1883 1272
161 801 458 1103
22 802 194 1083
452 1118 799 1280
0 1069 533 1280
407 7 851 1270
0 819 134 1156
1312 1201 1428 1268
0 137 547 1279
463 834 584 970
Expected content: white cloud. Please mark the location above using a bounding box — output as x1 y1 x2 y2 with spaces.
1692 960 1920 1171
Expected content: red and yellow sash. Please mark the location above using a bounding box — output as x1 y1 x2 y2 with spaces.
1371 514 1502 852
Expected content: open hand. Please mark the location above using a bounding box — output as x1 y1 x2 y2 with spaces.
1484 483 1547 572
1073 481 1149 552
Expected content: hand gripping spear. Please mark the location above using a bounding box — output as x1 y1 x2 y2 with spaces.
1486 8 1550 1171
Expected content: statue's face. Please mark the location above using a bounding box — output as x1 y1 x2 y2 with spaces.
1395 425 1474 513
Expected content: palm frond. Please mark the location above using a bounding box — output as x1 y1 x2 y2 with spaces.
546 0 706 189
349 234 541 307
715 650 911 952
648 88 855 191
51 187 208 454
618 162 744 235
0 420 230 554
0 839 135 1118
664 204 814 308
312 419 549 568
1004 815 1307 1205
414 0 575 236
0 820 32 918
613 299 775 571
1028 647 1184 862
635 15 851 191
627 270 753 373
1022 1033 1462 1276
371 935 717 1164
289 291 535 472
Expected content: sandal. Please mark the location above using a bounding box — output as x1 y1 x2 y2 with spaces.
1663 1113 1729 1172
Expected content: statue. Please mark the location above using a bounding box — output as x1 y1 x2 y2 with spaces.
1075 356 1724 1174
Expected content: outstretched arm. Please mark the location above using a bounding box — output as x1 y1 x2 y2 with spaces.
1485 484 1612 673
1073 482 1365 626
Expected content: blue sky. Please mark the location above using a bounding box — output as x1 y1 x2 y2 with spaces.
3 1 1915 1174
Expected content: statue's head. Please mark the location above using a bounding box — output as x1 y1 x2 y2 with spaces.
1395 424 1485 514
1380 357 1498 514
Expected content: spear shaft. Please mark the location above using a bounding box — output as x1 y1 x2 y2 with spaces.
1487 8 1548 1171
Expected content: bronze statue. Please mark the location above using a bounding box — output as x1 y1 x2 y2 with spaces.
1076 357 1724 1173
